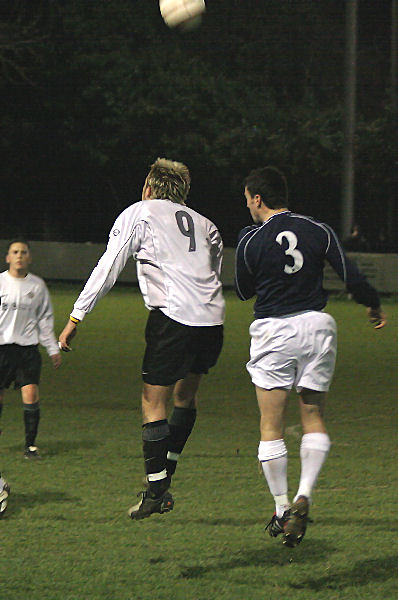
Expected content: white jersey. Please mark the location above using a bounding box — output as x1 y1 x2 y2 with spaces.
71 199 225 326
0 271 59 356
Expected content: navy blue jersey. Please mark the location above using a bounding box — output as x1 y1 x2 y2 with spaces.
235 211 380 318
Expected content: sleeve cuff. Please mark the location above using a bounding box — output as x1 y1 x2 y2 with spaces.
47 343 60 356
70 309 86 321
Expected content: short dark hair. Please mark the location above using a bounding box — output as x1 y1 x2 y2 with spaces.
244 166 289 209
7 239 31 252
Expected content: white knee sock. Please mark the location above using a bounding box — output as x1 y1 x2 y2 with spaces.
258 439 290 517
294 432 331 502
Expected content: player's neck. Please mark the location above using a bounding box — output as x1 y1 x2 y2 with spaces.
8 267 28 279
261 207 289 222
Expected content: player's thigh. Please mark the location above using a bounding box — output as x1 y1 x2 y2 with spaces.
15 345 42 390
295 313 337 393
0 345 17 390
247 319 297 390
142 310 194 386
173 326 223 408
256 386 289 421
189 325 223 376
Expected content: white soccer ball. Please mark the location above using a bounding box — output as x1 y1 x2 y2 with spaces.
159 0 206 31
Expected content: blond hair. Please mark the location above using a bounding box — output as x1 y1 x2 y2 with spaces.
147 158 191 204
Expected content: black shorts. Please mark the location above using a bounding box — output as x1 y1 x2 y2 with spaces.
0 344 42 390
142 310 223 386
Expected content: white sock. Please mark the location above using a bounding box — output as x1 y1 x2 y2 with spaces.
294 432 331 502
258 439 290 517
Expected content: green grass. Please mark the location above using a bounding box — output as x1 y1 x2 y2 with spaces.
1 286 397 600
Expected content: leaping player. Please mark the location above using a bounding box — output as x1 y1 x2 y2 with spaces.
235 166 386 547
59 158 225 520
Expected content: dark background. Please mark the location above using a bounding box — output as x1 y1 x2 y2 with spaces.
1 0 396 248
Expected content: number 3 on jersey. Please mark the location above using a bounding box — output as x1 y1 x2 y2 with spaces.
276 231 304 274
175 210 196 252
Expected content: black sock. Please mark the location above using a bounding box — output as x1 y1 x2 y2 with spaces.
142 419 170 498
23 402 40 448
167 407 197 477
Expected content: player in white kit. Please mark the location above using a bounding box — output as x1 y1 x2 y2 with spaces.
59 158 225 519
0 472 10 517
0 240 61 459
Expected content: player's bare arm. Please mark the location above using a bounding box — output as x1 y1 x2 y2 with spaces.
367 307 387 329
58 319 77 351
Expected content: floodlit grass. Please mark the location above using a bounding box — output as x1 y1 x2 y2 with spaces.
1 285 397 600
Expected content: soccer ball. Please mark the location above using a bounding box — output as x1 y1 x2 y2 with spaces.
159 0 206 31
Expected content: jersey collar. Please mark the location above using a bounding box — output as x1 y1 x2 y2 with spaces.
262 210 291 225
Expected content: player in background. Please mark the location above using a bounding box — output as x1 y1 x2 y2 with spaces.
235 167 386 548
59 158 225 520
0 240 61 459
0 472 10 517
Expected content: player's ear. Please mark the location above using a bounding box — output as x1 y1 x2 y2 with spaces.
142 178 152 201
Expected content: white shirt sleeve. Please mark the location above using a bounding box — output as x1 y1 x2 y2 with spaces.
209 224 223 280
36 284 59 356
71 206 142 321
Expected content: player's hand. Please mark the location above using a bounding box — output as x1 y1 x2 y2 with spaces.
51 353 62 369
367 307 387 329
58 320 78 351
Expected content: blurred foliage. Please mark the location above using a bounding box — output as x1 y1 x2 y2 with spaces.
0 0 396 246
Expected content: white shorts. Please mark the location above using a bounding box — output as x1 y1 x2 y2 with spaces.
247 310 337 393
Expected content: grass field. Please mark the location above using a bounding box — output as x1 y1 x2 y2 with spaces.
1 285 397 600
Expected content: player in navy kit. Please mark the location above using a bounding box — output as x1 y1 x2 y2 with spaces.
235 166 386 548
59 158 225 520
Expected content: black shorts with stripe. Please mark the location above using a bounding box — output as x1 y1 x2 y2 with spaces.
142 310 223 386
0 344 42 390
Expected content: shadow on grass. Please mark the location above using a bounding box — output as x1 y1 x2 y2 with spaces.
3 439 98 456
186 453 254 459
5 489 79 517
177 517 262 526
43 439 98 456
289 554 398 591
317 516 398 530
179 541 334 579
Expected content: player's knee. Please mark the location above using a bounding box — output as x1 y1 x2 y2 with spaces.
21 386 39 405
174 373 201 406
174 393 196 408
300 389 326 406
